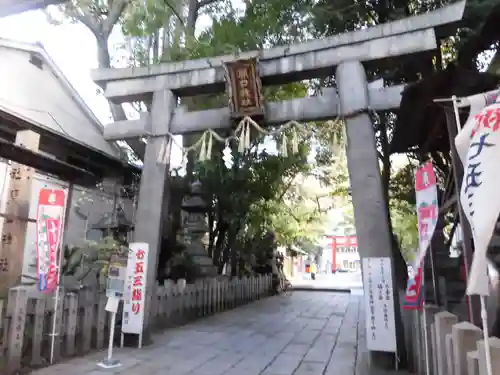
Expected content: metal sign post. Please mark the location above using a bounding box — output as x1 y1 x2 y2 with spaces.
97 296 122 369
97 254 127 369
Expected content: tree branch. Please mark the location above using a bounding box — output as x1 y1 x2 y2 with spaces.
277 177 295 201
102 0 130 37
197 0 219 9
67 5 101 36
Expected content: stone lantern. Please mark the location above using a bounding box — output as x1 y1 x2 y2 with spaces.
181 180 217 276
91 205 134 245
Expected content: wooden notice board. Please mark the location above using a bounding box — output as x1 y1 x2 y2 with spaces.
0 130 40 295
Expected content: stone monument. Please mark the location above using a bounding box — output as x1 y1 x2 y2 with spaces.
181 181 217 277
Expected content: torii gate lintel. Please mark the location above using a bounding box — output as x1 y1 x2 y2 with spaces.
102 84 406 141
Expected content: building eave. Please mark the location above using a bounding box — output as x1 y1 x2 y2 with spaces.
0 37 123 158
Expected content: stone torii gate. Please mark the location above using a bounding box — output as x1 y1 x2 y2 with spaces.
92 0 465 364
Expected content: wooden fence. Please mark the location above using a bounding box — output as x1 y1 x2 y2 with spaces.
0 274 273 374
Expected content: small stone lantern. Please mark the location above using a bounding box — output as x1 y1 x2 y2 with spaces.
181 181 217 276
91 205 134 245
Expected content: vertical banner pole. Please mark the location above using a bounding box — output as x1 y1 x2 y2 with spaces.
97 296 122 369
480 295 493 375
451 96 477 324
107 311 117 361
49 286 60 364
48 185 71 364
421 269 430 375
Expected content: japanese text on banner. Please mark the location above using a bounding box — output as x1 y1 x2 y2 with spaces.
36 189 66 293
403 161 438 310
122 242 149 335
455 101 500 296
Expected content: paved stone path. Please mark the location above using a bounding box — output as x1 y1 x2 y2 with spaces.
31 291 399 375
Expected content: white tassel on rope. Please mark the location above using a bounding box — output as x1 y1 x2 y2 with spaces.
280 133 288 158
206 131 213 160
291 127 299 154
198 132 207 161
238 119 252 152
157 136 172 165
238 120 247 153
244 120 251 149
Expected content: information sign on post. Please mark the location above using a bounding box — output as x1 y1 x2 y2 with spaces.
97 253 128 369
362 257 397 353
121 242 149 347
106 254 128 299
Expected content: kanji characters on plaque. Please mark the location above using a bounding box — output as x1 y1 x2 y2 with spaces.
223 57 265 119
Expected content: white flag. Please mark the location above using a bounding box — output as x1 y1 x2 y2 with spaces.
455 94 500 296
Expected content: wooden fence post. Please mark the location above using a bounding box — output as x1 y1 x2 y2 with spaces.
164 280 174 322
157 284 165 323
95 295 107 350
81 288 95 354
65 293 78 357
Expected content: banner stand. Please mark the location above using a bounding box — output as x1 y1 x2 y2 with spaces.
42 185 71 365
120 331 144 349
98 296 122 369
421 270 431 375
48 284 61 364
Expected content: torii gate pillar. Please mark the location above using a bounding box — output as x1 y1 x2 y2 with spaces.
133 89 176 341
336 60 405 368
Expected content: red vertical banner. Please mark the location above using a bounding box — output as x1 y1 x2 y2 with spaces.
404 161 438 310
36 188 66 293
